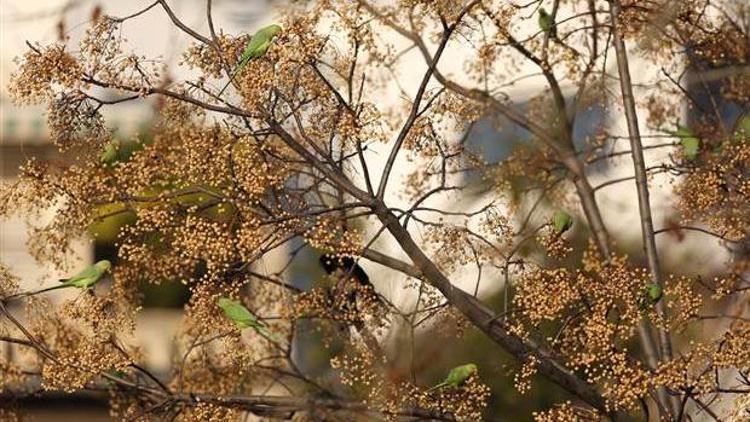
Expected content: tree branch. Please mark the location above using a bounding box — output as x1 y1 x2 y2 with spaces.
608 0 677 416
360 1 612 257
370 202 613 416
376 3 474 199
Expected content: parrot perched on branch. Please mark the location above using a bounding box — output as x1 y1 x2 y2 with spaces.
217 24 283 96
59 260 111 289
538 7 557 39
552 211 573 234
427 363 478 392
639 283 664 310
10 260 111 299
100 140 121 166
672 125 700 160
218 297 279 340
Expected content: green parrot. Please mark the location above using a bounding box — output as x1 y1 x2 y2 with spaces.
538 8 557 39
29 260 111 295
100 140 121 166
218 297 279 340
217 24 283 96
6 260 111 300
59 260 112 288
733 116 750 141
427 363 478 392
552 211 573 234
673 125 700 160
639 282 663 309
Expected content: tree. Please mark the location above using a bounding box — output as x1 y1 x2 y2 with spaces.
1 0 749 420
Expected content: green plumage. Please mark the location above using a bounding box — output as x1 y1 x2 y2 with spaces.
237 24 282 66
646 283 663 302
100 140 120 166
639 283 663 309
673 125 700 160
218 297 279 340
740 116 750 134
552 211 573 234
734 116 750 141
218 24 283 96
538 8 557 39
59 260 111 289
428 363 478 392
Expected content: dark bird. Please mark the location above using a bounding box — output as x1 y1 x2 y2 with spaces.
319 254 374 315
318 254 384 349
319 254 370 286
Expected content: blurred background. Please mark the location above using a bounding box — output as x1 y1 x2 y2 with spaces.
1 1 744 420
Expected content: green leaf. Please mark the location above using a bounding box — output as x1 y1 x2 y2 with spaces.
681 137 700 160
638 283 663 310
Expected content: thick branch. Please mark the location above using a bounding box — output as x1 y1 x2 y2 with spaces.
376 2 476 199
371 203 613 415
608 0 677 416
0 389 452 420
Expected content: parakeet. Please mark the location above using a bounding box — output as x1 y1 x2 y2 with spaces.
552 211 573 234
58 260 111 289
673 125 700 160
639 283 663 309
100 140 121 166
538 8 557 39
217 24 283 96
218 297 279 340
15 260 111 298
734 116 750 141
428 363 478 392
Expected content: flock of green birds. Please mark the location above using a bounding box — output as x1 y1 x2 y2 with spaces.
75 16 750 394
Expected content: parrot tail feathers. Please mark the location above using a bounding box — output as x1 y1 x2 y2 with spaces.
249 320 282 342
31 283 70 296
426 382 447 393
258 326 282 342
217 78 233 97
217 66 243 97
